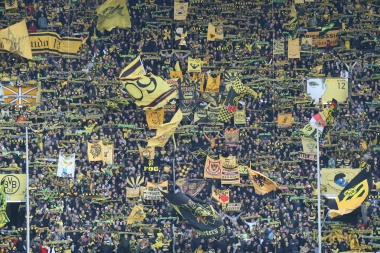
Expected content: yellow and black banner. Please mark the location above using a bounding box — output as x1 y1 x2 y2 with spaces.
277 113 293 127
126 176 144 198
328 169 371 218
174 2 188 20
0 20 32 59
119 56 145 80
87 141 103 162
143 159 159 173
0 174 26 202
28 32 84 56
222 203 242 212
300 38 312 53
144 181 168 200
146 108 165 129
273 39 284 55
305 30 339 48
163 192 225 238
188 57 202 73
238 165 249 175
248 168 280 195
211 187 230 203
177 178 206 197
204 156 221 179
205 74 220 93
121 74 178 110
301 136 317 154
96 0 131 32
234 109 246 125
5 0 18 10
288 38 300 59
221 156 240 185
321 168 361 195
126 187 142 198
169 70 183 82
207 23 223 41
224 129 239 146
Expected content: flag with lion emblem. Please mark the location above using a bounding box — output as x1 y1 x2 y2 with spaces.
163 192 225 237
248 167 280 195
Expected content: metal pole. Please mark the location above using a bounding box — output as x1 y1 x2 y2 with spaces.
172 145 176 253
317 129 322 253
26 127 30 253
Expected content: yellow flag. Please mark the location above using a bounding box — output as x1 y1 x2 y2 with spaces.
102 143 114 165
205 75 220 93
87 142 103 161
175 61 181 71
96 0 131 32
174 2 188 20
121 74 178 110
148 109 183 147
0 20 32 59
301 136 317 154
137 144 155 160
288 39 300 59
5 0 18 10
248 168 280 195
188 57 202 73
207 23 216 41
145 108 165 129
169 70 183 82
277 113 293 127
127 205 146 224
119 56 146 80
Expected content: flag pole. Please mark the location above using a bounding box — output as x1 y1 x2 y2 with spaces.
317 129 322 253
26 127 30 253
172 135 176 253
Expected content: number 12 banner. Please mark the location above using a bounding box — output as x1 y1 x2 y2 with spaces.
307 78 348 104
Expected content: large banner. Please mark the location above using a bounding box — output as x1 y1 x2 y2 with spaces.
57 154 75 178
0 174 26 202
304 30 339 48
288 38 300 59
28 32 84 55
174 2 188 20
179 78 197 120
0 20 32 59
307 78 348 104
321 168 361 195
3 85 39 104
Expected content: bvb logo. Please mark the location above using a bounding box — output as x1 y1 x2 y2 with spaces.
1 175 20 194
90 143 102 158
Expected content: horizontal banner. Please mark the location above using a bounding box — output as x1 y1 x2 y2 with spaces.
27 32 84 55
304 30 339 48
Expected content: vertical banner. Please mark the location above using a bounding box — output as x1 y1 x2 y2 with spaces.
174 2 188 20
57 154 76 178
205 75 220 93
302 136 317 154
188 57 202 73
273 39 285 54
224 129 239 146
88 142 103 161
220 156 240 185
277 113 293 127
145 108 165 129
102 143 114 165
300 38 312 53
288 38 300 59
234 109 246 125
204 156 222 179
179 78 197 120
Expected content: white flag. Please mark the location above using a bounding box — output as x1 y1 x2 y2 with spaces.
57 154 76 178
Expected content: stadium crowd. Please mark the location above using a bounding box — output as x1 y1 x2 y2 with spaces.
0 0 380 252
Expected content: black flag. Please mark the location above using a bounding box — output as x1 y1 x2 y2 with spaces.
163 192 225 237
